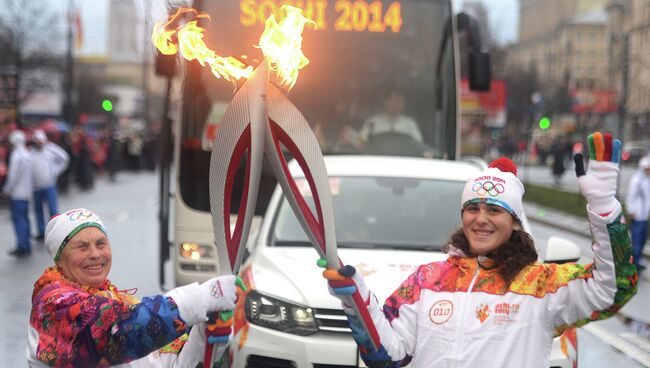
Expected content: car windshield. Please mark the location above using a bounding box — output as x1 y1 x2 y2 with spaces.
270 176 464 250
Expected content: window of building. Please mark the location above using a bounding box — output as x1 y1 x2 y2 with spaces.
574 66 582 76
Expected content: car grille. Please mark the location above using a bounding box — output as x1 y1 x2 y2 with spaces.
246 355 297 368
314 308 351 333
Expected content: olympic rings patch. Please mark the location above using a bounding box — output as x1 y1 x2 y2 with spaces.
68 210 95 221
472 181 505 197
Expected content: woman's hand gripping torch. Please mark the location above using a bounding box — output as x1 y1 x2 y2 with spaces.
203 277 247 366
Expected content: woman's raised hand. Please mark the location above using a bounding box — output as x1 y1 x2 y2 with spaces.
573 132 622 215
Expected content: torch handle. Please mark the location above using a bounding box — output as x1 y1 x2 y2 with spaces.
203 310 234 367
347 290 381 351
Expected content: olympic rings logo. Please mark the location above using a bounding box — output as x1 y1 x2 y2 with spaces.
472 181 505 197
69 210 95 221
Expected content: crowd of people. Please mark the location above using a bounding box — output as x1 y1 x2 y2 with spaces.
0 123 160 258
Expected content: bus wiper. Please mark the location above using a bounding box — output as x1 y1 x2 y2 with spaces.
272 240 313 247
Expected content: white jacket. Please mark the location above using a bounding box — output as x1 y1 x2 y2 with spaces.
31 142 69 190
626 170 650 221
347 203 637 367
3 145 32 200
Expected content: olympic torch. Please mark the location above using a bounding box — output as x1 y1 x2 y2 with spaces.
152 6 381 365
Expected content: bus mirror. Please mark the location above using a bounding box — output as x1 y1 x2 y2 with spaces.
468 50 491 91
155 51 177 78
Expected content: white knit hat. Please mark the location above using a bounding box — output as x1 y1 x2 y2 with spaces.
461 158 524 223
8 130 25 146
45 208 107 261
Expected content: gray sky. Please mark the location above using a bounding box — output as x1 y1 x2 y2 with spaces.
64 0 519 56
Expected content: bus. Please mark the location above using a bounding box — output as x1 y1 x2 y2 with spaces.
156 0 491 287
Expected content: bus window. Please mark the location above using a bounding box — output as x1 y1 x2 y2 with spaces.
177 0 457 213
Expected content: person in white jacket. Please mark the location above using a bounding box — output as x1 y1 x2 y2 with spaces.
31 130 70 240
2 130 33 257
28 208 240 367
322 132 637 368
626 156 650 271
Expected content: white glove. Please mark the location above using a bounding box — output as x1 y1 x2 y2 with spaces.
577 161 619 214
165 274 238 326
199 275 238 313
574 132 621 215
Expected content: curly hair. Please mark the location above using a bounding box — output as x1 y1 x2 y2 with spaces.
444 228 538 284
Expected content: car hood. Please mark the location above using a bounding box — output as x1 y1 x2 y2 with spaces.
247 246 448 309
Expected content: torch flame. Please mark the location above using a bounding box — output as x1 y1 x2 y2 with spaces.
152 8 253 82
176 20 253 81
151 5 310 88
258 6 313 89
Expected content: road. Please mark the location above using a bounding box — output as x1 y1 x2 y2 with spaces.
0 170 649 367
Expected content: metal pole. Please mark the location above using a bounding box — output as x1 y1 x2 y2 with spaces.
158 77 172 289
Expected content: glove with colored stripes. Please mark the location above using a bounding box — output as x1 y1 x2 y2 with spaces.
573 132 621 215
318 259 370 314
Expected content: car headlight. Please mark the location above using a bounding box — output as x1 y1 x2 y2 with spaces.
245 290 319 336
179 242 214 260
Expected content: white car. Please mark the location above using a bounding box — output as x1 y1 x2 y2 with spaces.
230 155 578 368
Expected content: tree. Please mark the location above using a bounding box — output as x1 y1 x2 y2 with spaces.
0 0 63 127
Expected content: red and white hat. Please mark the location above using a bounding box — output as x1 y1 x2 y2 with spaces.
45 208 107 261
461 158 525 223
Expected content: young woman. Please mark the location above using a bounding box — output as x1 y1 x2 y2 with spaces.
28 208 239 367
323 132 637 367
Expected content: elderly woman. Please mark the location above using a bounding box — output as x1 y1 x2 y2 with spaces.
322 132 638 367
28 208 238 367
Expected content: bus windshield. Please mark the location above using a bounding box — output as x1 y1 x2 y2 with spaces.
178 0 457 212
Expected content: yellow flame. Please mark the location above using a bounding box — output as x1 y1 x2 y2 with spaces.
151 8 199 56
176 20 253 81
151 8 252 82
258 6 313 89
151 5 311 87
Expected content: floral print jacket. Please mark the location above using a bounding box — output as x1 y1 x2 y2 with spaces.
28 267 217 367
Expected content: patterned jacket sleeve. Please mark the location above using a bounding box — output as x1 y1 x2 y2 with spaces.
544 203 637 335
31 283 189 366
346 267 428 367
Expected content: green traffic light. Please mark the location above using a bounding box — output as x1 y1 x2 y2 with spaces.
539 116 551 130
102 99 113 112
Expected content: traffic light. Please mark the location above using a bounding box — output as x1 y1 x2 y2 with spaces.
538 116 551 130
102 99 113 112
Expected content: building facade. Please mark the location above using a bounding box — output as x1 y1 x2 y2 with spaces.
506 0 615 140
607 0 650 143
